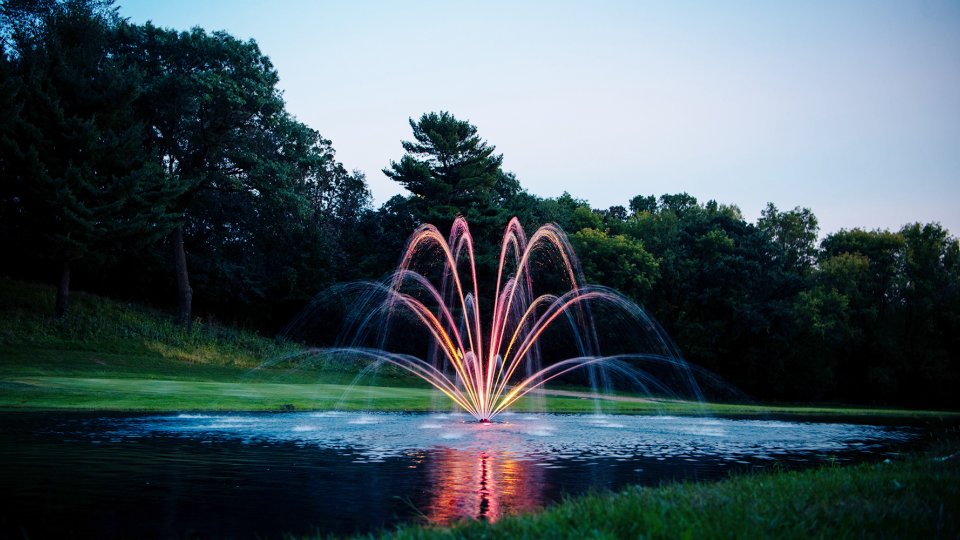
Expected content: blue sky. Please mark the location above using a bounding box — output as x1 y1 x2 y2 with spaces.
117 1 960 235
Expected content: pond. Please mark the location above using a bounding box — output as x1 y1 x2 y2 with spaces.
0 411 922 538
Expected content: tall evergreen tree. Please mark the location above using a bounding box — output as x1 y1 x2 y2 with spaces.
1 0 180 317
383 111 517 265
383 111 503 223
384 112 537 293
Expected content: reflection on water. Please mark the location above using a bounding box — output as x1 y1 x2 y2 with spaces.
426 448 543 523
0 412 922 538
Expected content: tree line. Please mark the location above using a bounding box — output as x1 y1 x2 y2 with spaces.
2 1 957 408
1 0 369 327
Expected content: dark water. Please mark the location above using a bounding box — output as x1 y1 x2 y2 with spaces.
0 411 923 539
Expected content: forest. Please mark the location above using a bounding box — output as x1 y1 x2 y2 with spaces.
1 1 958 408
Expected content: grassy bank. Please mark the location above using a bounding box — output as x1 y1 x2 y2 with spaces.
342 442 960 540
0 276 296 368
0 276 432 410
1 276 958 419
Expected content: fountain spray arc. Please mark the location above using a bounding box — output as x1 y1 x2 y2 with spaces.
389 216 602 422
327 216 699 423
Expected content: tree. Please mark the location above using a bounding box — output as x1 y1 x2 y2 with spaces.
383 111 514 241
757 203 819 275
117 23 317 325
897 222 960 405
812 224 960 406
528 192 601 233
658 193 699 218
1 0 180 317
176 112 358 324
383 111 522 282
629 194 657 216
599 205 628 227
383 111 503 221
618 193 798 398
821 228 904 314
817 228 905 401
363 194 419 275
781 286 850 400
570 228 659 302
0 32 22 248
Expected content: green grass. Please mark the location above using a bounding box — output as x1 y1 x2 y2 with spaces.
1 275 958 419
0 275 429 410
0 276 294 366
340 441 960 540
609 399 960 419
0 376 437 411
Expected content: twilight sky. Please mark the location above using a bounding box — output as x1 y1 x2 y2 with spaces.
117 0 960 236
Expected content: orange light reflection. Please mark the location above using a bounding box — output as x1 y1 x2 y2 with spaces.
425 448 544 524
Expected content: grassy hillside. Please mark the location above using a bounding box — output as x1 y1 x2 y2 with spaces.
0 277 296 369
0 275 296 369
0 276 434 410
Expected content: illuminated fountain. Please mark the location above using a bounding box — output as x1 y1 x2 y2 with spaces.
295 216 702 422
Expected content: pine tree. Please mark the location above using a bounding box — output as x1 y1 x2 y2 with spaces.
384 111 508 226
2 0 181 317
383 111 517 277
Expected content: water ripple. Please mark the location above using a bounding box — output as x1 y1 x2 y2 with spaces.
96 412 915 464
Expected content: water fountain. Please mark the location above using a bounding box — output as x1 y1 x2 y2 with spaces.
291 216 703 421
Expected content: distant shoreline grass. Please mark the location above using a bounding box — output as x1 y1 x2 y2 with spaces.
2 275 958 420
3 355 957 420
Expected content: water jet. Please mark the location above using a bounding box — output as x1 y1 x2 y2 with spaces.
296 217 703 420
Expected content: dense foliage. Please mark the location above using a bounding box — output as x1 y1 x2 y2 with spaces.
1 1 957 408
1 0 369 329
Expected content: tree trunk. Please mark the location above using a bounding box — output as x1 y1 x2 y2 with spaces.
172 224 193 328
55 258 70 319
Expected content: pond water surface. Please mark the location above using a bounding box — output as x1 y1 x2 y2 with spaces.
0 411 921 538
